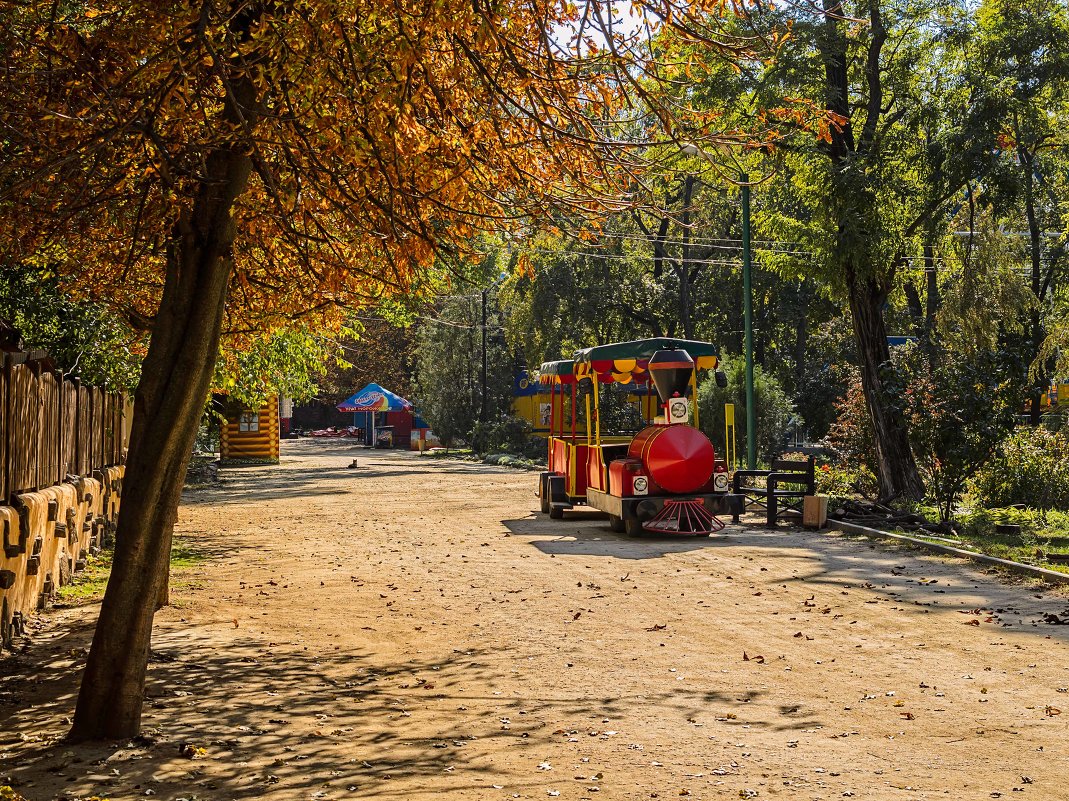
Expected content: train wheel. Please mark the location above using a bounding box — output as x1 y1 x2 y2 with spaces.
608 514 625 533
549 505 565 520
539 477 551 514
624 516 644 537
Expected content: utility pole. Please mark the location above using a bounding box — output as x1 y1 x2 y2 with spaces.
480 287 488 425
741 173 756 469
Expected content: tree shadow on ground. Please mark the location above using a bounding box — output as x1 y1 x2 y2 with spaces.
187 454 528 506
504 512 1069 644
0 621 799 801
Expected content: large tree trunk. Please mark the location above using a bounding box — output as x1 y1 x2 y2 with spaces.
818 0 922 499
847 273 925 502
69 145 252 741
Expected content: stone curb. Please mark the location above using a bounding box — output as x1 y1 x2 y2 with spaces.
827 519 1069 585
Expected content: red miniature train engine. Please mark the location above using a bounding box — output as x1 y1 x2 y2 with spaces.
539 338 742 536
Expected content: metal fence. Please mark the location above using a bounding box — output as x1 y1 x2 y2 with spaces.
0 350 128 503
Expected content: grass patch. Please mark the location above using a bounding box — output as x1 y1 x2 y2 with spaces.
56 548 113 605
956 507 1069 572
874 507 1069 576
55 538 213 606
170 539 212 570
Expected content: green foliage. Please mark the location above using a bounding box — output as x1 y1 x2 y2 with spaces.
469 416 532 457
789 315 855 441
934 208 1036 356
814 460 880 500
216 325 350 408
968 426 1069 511
900 345 1024 520
413 286 515 450
696 354 794 462
0 263 142 390
596 386 646 435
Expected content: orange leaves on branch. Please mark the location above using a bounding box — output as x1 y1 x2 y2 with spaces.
1 0 806 341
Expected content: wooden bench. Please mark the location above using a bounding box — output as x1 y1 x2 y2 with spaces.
731 456 816 527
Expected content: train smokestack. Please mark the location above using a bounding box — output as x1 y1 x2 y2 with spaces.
647 348 695 403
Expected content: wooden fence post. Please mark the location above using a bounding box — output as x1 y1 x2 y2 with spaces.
31 359 41 493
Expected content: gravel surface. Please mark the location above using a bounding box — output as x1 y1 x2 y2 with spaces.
2 439 1068 800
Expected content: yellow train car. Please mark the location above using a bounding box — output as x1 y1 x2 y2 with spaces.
1042 383 1069 409
513 370 659 436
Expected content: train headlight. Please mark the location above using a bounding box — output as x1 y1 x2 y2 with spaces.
713 472 729 491
632 476 649 495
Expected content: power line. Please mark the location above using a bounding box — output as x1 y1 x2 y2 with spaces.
562 229 810 249
512 247 809 266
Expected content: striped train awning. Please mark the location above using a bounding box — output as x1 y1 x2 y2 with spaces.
538 339 720 387
571 338 719 386
538 360 577 385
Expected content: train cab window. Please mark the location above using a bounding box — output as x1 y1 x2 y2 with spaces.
239 411 259 432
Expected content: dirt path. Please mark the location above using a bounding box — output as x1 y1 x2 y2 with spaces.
3 440 1069 801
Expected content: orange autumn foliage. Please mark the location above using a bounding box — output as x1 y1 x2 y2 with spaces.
0 0 795 337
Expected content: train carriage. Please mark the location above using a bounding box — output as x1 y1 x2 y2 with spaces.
538 337 744 536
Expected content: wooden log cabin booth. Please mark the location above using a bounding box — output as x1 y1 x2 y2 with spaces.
219 395 281 463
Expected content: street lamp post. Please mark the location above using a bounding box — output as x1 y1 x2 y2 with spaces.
480 286 488 426
740 174 756 469
681 143 756 468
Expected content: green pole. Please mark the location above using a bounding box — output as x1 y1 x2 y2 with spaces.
741 173 756 469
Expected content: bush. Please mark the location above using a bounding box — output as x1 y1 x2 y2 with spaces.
823 370 877 470
697 355 794 463
900 345 1022 520
524 435 549 461
483 453 540 469
814 460 880 499
968 426 1069 511
470 415 532 456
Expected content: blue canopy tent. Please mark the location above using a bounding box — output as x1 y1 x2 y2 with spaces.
337 383 413 446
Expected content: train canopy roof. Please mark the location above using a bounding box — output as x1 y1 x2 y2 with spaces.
538 359 576 385
571 338 719 385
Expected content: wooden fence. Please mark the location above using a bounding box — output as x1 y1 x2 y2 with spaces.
0 350 129 504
